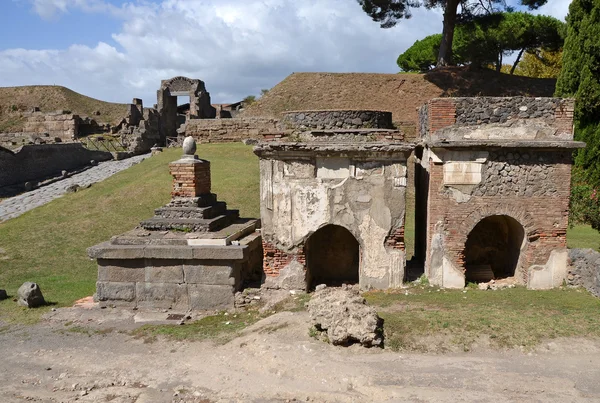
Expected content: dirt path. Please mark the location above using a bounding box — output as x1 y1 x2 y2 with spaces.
1 307 599 402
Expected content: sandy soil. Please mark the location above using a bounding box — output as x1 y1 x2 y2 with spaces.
1 304 600 403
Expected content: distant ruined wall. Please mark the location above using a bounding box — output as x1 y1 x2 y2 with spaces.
0 143 112 187
22 111 81 141
184 118 282 142
282 110 393 130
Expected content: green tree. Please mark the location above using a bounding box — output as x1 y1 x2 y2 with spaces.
396 12 564 73
514 49 562 78
358 0 549 67
397 34 444 72
555 0 600 228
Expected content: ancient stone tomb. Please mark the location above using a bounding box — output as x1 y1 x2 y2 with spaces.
415 97 583 289
88 137 262 310
254 110 412 290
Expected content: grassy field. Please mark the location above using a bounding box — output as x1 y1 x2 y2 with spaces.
365 286 600 351
0 144 259 323
1 143 600 351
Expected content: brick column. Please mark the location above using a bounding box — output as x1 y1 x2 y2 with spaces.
169 159 211 198
428 99 456 132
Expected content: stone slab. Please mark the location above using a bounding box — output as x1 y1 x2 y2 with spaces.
96 281 136 302
144 245 193 259
188 284 235 311
145 263 184 283
191 245 247 260
135 283 189 309
88 243 145 259
183 263 237 286
97 260 145 283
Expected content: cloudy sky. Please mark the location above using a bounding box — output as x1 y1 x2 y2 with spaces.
0 0 571 106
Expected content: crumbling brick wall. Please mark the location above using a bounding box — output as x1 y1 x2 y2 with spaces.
425 150 571 283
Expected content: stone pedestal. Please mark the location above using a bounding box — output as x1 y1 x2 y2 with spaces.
88 137 262 311
169 156 211 198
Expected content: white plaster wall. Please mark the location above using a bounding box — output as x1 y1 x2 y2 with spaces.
260 156 408 289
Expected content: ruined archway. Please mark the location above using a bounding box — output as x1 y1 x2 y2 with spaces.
157 76 216 140
306 225 360 289
463 215 525 283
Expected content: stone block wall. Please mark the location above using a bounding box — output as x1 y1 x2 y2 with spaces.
183 118 281 142
0 143 112 188
96 258 242 310
282 110 393 130
23 111 81 141
419 97 575 139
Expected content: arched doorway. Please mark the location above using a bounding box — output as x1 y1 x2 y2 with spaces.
306 225 360 289
463 215 524 283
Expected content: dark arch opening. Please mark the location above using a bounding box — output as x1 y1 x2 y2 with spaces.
464 215 524 283
306 224 360 290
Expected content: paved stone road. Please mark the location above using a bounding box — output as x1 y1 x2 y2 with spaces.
0 154 150 222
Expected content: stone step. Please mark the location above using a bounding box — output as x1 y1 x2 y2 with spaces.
153 202 226 220
140 210 239 232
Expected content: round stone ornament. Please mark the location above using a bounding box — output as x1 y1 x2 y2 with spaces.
182 136 197 156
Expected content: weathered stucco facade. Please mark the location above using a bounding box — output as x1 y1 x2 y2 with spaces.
415 97 584 289
254 111 412 290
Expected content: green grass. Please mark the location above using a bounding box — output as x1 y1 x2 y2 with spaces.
568 224 600 250
133 310 262 344
0 144 259 323
365 286 600 351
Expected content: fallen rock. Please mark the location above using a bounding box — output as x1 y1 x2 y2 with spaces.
307 285 383 347
0 289 7 300
17 282 45 308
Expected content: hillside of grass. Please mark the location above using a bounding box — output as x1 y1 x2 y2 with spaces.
242 67 557 138
0 144 259 323
0 85 130 132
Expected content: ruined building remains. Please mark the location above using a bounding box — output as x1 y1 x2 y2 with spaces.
415 97 583 289
90 96 581 310
157 77 216 140
254 110 412 290
255 98 581 291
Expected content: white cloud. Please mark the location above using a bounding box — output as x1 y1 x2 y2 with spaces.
532 0 572 21
1 0 444 105
28 0 120 20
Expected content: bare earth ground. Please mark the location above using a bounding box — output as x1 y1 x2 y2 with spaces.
1 303 600 403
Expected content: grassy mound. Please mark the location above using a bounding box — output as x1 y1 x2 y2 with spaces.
0 85 130 132
242 67 557 137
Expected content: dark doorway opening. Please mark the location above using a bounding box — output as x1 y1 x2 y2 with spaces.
464 215 524 283
306 225 360 289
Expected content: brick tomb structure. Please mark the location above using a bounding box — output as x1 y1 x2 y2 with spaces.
415 97 584 289
88 137 262 310
254 110 413 290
